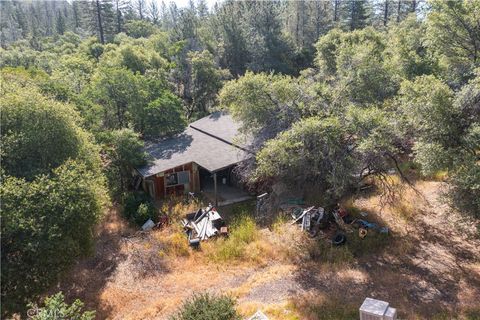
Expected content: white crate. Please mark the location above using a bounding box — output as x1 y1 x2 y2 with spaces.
359 298 397 320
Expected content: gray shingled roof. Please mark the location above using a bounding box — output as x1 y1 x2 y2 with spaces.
137 112 251 177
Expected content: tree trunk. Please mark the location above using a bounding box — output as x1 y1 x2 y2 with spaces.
95 0 105 44
334 0 339 22
396 0 401 23
72 2 80 29
350 0 355 31
384 0 389 26
116 0 122 33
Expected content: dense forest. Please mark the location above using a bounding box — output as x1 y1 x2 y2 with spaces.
1 0 479 317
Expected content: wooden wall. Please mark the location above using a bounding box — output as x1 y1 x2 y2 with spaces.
150 162 200 199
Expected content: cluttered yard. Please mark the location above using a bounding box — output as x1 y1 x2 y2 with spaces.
52 179 480 320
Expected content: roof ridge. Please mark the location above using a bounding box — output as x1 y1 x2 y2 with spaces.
189 124 251 153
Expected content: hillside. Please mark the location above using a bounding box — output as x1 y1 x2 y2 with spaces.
54 180 480 319
1 0 479 318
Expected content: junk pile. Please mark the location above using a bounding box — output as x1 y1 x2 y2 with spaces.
288 203 388 245
181 204 227 247
247 310 269 320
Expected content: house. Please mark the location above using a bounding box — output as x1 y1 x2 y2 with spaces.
136 112 252 206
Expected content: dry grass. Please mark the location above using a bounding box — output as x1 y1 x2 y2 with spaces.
159 196 204 221
56 179 480 320
203 215 283 266
160 231 191 257
237 301 300 320
430 170 449 181
290 293 359 320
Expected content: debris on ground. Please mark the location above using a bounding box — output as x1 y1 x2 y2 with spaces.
141 218 155 231
289 203 388 244
353 219 389 234
181 204 226 246
247 310 269 320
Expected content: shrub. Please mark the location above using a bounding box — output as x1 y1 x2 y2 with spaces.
123 191 157 226
170 293 240 320
1 161 106 314
164 232 190 257
213 215 258 262
230 215 258 243
29 292 95 320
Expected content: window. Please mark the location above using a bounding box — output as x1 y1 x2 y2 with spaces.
166 173 178 186
177 171 190 184
165 171 190 186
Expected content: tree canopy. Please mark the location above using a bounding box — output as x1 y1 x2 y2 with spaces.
1 0 480 316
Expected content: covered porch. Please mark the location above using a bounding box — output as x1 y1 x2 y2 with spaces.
199 166 253 207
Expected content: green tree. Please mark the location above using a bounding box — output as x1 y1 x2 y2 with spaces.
1 161 106 314
397 73 480 218
187 50 229 119
384 15 437 80
220 72 308 141
426 0 480 86
124 19 157 38
29 292 95 320
396 75 460 149
143 91 185 137
253 107 401 201
0 75 99 180
89 67 146 129
51 53 95 94
254 117 355 198
55 10 66 35
342 0 370 31
0 75 107 315
101 128 146 196
242 1 296 74
315 27 397 106
210 1 250 76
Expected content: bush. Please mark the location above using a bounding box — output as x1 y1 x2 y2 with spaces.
448 161 480 220
170 293 240 320
29 292 95 320
213 215 258 262
163 232 190 257
123 191 157 226
1 161 106 315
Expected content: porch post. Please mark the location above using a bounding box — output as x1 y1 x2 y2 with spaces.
213 172 218 207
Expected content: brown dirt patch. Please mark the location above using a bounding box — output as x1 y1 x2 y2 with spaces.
55 181 480 319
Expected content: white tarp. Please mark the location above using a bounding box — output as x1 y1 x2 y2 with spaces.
186 207 223 241
196 210 221 240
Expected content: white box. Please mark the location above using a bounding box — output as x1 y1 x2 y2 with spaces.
359 298 397 320
384 307 397 320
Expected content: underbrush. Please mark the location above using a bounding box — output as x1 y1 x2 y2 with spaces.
357 174 425 223
208 215 260 262
306 230 389 266
290 294 358 320
160 231 191 258
122 191 157 226
160 196 204 221
170 293 240 320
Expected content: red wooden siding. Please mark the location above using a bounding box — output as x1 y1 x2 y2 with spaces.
152 162 199 199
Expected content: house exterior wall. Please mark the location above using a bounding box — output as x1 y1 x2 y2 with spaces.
145 162 200 200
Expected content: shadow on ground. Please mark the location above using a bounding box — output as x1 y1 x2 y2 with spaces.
290 184 480 319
